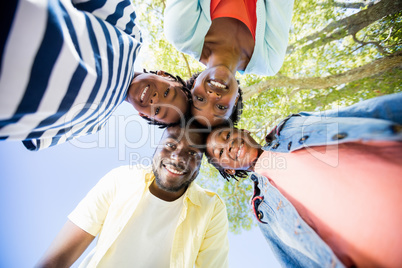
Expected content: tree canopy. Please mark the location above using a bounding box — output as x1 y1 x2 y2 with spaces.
135 0 402 233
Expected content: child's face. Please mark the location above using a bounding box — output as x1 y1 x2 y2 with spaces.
190 66 239 126
127 71 189 124
206 127 260 171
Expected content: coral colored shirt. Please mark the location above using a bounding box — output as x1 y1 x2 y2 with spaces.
210 0 257 40
255 141 402 267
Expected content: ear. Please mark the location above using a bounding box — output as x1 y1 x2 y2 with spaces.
224 169 236 175
138 112 148 118
156 70 165 76
157 70 175 81
234 94 239 106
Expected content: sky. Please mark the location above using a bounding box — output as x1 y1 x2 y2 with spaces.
0 102 281 268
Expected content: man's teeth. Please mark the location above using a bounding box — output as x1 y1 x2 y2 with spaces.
237 143 244 159
165 165 185 175
210 80 226 89
140 86 149 102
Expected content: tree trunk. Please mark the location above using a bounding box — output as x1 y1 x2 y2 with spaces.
287 0 402 54
242 51 402 100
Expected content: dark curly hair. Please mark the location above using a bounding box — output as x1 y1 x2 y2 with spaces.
186 72 243 125
205 152 249 182
139 70 193 129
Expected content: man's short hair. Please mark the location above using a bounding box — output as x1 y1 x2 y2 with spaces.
186 72 243 125
158 120 209 156
140 70 193 128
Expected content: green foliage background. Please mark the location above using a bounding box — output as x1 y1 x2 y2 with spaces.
135 0 402 233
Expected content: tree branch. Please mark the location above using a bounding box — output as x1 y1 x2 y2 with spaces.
242 50 402 100
181 53 192 78
352 33 389 55
287 0 402 54
324 0 380 9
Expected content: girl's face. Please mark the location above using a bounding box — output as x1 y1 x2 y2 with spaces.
191 66 239 126
206 127 260 171
127 71 189 124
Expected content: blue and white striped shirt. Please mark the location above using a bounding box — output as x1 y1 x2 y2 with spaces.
0 0 142 150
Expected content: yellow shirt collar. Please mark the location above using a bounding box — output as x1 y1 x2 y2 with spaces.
144 171 201 207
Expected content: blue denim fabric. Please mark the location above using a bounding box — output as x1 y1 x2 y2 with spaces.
301 93 402 125
264 93 402 153
251 173 344 268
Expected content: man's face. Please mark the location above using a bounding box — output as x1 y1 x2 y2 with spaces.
152 126 204 193
191 66 239 127
127 71 189 124
206 127 260 171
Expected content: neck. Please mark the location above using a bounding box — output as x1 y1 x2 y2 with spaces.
149 181 186 202
200 18 254 72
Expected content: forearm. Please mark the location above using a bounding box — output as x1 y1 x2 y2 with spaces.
36 220 95 268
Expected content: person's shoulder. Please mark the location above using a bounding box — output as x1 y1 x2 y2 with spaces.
108 165 152 184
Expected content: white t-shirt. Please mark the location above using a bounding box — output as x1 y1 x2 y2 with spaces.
98 189 184 267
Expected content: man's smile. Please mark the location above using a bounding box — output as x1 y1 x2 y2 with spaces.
163 163 187 175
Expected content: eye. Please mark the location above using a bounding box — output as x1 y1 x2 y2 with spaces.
195 95 204 102
217 104 227 110
164 88 170 97
226 132 231 140
154 107 160 116
219 148 224 157
188 151 197 156
165 142 176 149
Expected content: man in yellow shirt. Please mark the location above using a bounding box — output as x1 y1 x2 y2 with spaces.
36 124 229 268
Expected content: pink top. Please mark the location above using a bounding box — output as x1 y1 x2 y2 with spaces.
255 141 402 267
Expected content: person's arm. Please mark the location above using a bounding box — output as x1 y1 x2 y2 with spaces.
164 0 207 59
300 93 402 125
35 220 95 268
252 0 294 76
195 198 229 268
71 0 141 38
36 167 123 267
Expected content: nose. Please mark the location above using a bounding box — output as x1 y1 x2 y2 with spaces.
171 148 185 161
226 141 231 154
226 138 238 155
207 90 221 100
149 92 159 104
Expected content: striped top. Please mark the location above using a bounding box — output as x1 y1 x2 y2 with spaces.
0 0 142 150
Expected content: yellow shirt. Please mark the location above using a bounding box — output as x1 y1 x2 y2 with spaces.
68 165 229 268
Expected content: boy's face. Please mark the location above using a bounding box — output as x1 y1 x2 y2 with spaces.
206 127 260 171
127 71 188 124
152 125 204 193
190 66 239 126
